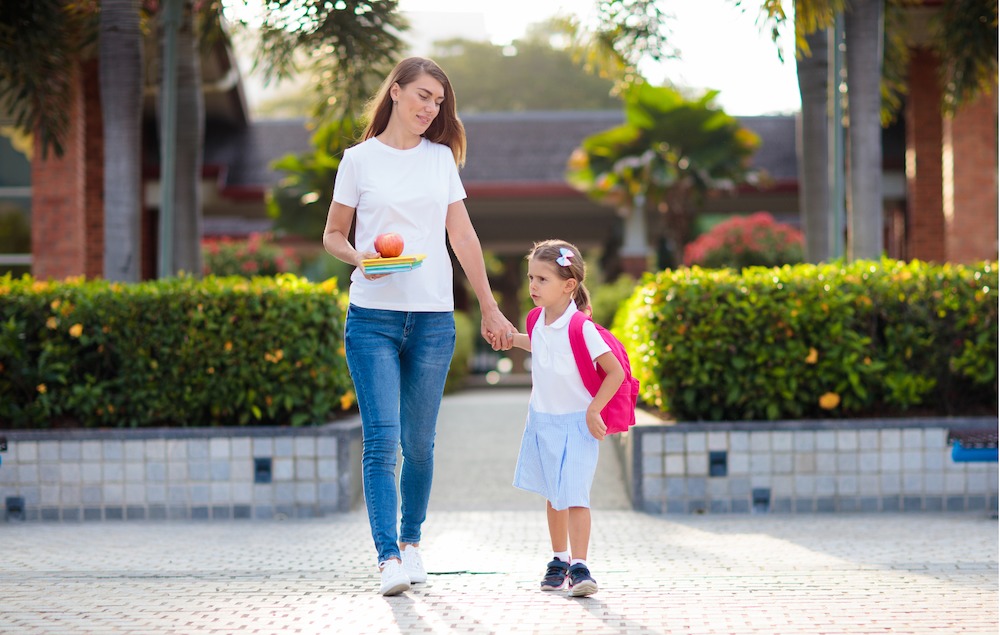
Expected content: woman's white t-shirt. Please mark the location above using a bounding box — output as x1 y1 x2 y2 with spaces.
529 302 611 415
333 137 466 312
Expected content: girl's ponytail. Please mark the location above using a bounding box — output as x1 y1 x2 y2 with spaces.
574 281 591 314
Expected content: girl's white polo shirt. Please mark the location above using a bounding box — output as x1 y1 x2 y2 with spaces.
528 302 611 415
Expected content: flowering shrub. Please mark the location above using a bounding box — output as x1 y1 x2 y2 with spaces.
683 212 804 269
202 232 300 277
0 274 351 428
615 259 997 421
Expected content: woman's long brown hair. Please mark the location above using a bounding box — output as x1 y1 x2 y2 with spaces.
361 57 466 167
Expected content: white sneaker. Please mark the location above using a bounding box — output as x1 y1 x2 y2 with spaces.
401 545 427 584
379 559 410 596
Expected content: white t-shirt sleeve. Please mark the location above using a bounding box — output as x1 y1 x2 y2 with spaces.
581 321 611 363
332 149 359 208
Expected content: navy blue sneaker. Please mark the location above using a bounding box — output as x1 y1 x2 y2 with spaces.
540 558 569 591
567 563 598 597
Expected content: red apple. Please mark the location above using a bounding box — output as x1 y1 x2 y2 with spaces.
374 232 404 258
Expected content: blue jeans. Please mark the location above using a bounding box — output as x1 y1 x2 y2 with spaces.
344 305 456 564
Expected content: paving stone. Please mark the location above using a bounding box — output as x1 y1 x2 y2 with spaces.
0 388 995 634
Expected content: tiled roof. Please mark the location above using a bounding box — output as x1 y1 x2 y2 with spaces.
461 111 625 183
204 111 798 190
203 117 313 189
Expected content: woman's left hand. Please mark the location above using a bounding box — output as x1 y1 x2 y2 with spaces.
481 307 515 351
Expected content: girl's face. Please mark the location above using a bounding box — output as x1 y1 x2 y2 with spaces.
527 258 576 312
390 73 445 137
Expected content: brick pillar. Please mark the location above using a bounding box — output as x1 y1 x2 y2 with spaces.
904 48 946 263
945 89 998 263
31 60 104 280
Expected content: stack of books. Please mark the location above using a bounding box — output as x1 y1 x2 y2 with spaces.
360 254 427 274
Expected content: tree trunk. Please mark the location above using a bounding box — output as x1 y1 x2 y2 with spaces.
99 0 143 281
171 0 204 276
844 0 884 260
795 25 831 263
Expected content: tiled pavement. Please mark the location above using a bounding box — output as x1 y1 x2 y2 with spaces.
2 389 997 634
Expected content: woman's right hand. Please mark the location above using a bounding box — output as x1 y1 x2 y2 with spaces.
357 250 391 280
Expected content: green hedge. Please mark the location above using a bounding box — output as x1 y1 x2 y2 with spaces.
445 310 476 394
0 274 353 428
614 259 998 421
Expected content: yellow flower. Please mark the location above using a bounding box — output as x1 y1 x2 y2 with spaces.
50 299 61 310
46 317 58 329
207 367 215 374
68 324 83 338
37 384 47 394
567 148 589 171
819 392 840 410
804 348 818 364
224 341 233 352
340 389 355 410
264 349 284 363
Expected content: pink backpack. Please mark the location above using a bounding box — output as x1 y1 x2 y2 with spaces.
526 307 640 434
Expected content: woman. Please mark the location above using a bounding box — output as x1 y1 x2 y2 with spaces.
323 57 516 596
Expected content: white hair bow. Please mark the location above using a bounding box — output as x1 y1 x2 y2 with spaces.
556 248 574 267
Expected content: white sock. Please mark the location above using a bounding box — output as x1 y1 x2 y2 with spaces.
553 551 571 563
570 558 587 567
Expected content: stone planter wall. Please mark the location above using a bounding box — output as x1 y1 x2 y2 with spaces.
4 409 996 521
626 416 998 514
0 418 362 522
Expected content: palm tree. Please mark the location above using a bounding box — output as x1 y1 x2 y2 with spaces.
566 82 761 272
796 25 832 262
227 0 407 124
100 0 144 282
843 0 884 260
557 0 674 94
0 1 96 158
755 0 997 261
168 0 204 276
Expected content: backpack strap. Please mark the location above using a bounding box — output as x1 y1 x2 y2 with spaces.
526 307 602 397
568 312 602 397
525 307 541 340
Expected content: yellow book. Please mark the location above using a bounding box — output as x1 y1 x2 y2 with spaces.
361 254 427 268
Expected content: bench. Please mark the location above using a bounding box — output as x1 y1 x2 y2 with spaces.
948 428 999 463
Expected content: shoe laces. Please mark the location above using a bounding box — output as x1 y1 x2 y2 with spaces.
545 560 569 578
568 565 592 583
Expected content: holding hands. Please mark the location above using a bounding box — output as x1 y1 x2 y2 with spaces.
481 305 516 351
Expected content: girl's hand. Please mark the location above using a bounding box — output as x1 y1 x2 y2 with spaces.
586 407 607 441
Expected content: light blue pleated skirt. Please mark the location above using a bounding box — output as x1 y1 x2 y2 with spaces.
513 407 600 510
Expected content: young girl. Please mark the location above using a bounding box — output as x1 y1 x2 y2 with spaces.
507 239 625 597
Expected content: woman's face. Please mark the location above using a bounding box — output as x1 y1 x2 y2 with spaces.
391 73 445 136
